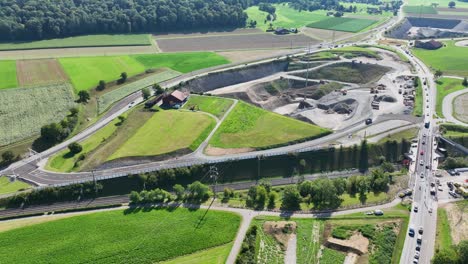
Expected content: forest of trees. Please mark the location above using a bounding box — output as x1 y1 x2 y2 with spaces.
0 0 402 41
0 0 249 41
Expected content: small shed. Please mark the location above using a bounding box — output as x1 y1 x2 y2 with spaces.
162 90 189 107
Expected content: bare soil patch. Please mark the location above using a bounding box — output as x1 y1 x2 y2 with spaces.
327 233 369 255
204 145 254 156
156 33 319 52
443 202 468 244
16 59 68 86
453 92 468 123
378 39 406 46
217 49 296 63
263 221 297 250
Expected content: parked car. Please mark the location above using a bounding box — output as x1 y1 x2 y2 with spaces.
374 209 384 216
365 118 373 125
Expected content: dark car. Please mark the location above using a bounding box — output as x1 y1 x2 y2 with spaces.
365 118 373 125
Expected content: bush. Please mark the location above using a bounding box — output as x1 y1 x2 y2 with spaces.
68 142 83 154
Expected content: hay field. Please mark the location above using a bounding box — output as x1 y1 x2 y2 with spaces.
16 59 68 86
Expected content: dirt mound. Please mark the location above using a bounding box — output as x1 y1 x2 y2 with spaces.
326 232 369 255
443 202 468 244
332 103 353 114
184 60 288 93
263 221 297 251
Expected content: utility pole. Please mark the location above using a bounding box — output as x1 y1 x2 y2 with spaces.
209 166 219 198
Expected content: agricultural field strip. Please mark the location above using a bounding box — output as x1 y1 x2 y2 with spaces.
98 69 181 114
0 34 152 51
155 32 263 40
0 83 76 146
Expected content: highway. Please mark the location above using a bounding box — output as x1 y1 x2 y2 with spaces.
396 43 438 264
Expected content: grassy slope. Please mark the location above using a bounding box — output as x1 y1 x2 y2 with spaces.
59 56 146 92
0 60 18 89
46 117 121 172
131 52 230 73
0 177 30 195
435 207 453 252
109 110 215 160
161 243 232 264
0 34 151 51
376 128 419 144
435 77 466 117
412 41 468 76
209 101 330 149
0 208 240 264
413 77 423 116
182 95 233 118
307 17 377 32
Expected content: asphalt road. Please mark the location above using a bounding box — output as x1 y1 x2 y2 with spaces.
397 43 438 264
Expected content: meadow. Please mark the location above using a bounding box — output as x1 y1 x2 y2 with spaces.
97 69 180 113
59 56 146 92
0 83 76 146
0 177 30 195
60 52 229 92
320 248 346 264
182 95 234 118
307 17 378 32
406 0 468 9
245 4 327 31
161 243 232 264
0 34 152 51
46 117 122 172
209 101 330 149
109 110 216 160
412 40 468 76
0 208 240 264
0 60 17 89
435 207 453 252
435 77 466 117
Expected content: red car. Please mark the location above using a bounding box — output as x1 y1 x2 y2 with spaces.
420 151 424 155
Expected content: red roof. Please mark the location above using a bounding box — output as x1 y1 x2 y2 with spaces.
170 90 189 102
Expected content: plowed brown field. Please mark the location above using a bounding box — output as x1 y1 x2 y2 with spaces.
16 59 68 86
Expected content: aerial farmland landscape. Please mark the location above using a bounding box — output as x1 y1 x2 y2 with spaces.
0 0 467 264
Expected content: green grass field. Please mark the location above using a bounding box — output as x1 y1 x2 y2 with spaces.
412 40 468 77
0 60 18 89
0 208 240 264
109 110 215 160
161 243 232 264
46 117 122 172
59 56 146 92
307 17 378 32
209 101 330 149
435 77 466 117
436 207 453 252
339 192 388 207
182 95 234 118
60 52 229 92
406 0 468 8
0 177 30 195
132 52 229 73
413 78 423 116
404 5 438 14
320 248 346 264
245 4 328 31
0 34 152 51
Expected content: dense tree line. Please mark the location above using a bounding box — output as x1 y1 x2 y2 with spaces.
129 180 211 204
0 0 248 41
433 240 468 264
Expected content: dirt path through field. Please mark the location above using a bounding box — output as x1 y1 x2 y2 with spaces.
285 234 297 264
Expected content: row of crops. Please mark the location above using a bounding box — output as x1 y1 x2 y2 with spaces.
0 83 76 146
97 70 180 114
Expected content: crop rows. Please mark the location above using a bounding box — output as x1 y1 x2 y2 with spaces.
0 83 76 146
97 70 180 113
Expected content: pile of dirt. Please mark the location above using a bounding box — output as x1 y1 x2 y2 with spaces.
263 221 297 251
184 60 288 93
326 233 369 255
